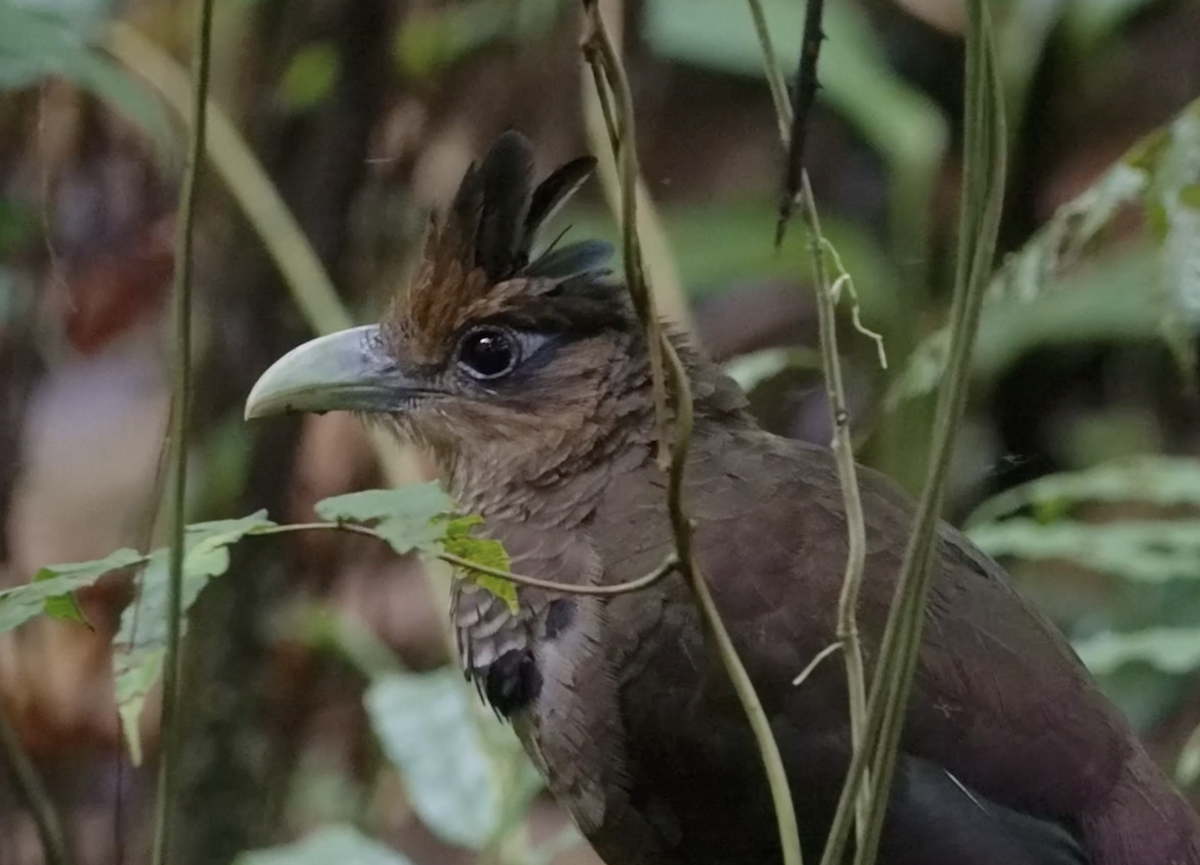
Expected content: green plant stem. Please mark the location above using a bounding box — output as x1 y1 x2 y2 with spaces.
844 4 1007 864
581 4 801 865
745 0 872 845
0 706 76 865
153 0 214 862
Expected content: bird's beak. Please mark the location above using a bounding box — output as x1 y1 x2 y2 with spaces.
244 324 421 420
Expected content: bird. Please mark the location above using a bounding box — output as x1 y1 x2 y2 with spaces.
244 132 1200 865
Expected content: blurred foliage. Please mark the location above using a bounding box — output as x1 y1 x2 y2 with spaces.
967 456 1200 732
0 0 169 147
891 95 1200 407
237 826 417 865
966 455 1200 526
643 0 945 288
394 0 567 80
970 518 1200 583
1063 0 1167 49
564 199 898 318
366 670 539 850
279 42 339 114
724 346 823 392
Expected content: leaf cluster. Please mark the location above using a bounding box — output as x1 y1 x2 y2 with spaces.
0 482 515 766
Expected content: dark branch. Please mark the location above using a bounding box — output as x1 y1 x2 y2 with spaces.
776 0 826 248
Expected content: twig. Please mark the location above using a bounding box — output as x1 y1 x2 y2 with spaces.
745 0 873 848
581 4 801 865
440 551 678 597
791 641 841 689
0 705 76 865
152 0 214 861
272 522 681 597
777 0 826 247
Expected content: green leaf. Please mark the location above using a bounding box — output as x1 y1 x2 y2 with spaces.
967 519 1200 584
113 511 276 764
442 516 517 613
315 483 456 524
967 456 1200 527
236 825 416 865
1074 627 1200 676
392 0 565 80
316 484 520 610
40 577 88 625
316 483 456 556
365 670 507 849
0 3 170 150
279 42 338 113
0 548 145 634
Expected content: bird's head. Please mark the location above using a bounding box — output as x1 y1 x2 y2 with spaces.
244 132 675 500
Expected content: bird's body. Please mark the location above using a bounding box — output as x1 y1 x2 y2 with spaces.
449 365 1198 865
246 133 1200 865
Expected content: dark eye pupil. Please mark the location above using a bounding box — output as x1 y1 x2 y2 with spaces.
461 330 515 378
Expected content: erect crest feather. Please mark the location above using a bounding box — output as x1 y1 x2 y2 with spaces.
389 132 613 363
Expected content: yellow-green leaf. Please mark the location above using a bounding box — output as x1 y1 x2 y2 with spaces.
442 516 516 613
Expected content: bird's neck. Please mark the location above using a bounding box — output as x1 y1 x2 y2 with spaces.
440 344 752 529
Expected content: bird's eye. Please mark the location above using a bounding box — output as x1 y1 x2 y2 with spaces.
458 327 519 380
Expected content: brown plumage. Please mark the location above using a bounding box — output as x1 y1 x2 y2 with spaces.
246 132 1200 865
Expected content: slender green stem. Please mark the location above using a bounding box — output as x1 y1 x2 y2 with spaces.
152 0 215 862
846 4 1007 864
0 705 76 865
745 0 872 847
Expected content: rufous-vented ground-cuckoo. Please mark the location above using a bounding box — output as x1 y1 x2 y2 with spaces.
245 133 1200 865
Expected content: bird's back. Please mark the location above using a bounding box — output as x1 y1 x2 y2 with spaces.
583 421 1200 865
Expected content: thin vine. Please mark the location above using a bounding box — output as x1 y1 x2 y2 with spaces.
151 0 216 861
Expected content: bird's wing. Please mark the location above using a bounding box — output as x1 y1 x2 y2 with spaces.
592 428 1200 864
